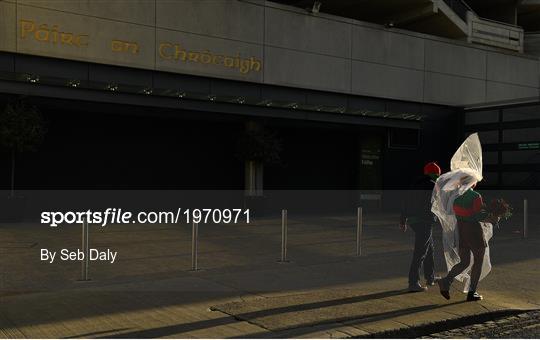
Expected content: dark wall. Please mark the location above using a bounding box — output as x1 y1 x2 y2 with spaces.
0 52 460 191
0 98 459 191
382 102 460 189
0 98 245 189
0 104 458 192
0 96 377 190
264 124 364 189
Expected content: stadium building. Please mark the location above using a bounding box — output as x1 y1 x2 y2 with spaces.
0 0 539 195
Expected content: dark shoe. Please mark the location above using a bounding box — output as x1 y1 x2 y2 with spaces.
427 276 441 286
467 292 483 301
438 280 450 300
408 284 428 292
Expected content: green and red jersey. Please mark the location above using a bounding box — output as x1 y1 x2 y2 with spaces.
453 188 488 222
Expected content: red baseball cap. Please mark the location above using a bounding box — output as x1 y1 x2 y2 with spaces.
424 162 441 176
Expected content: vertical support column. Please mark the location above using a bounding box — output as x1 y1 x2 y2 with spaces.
80 220 90 281
523 199 528 239
280 209 288 262
356 207 363 257
191 222 199 271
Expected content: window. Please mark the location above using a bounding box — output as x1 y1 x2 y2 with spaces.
388 128 419 149
503 105 540 122
503 127 540 143
464 110 498 125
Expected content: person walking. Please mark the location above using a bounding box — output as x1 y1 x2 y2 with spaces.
400 162 441 292
438 183 495 301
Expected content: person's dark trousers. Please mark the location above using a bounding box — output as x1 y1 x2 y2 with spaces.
408 223 435 287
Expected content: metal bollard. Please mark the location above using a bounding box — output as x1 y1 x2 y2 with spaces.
280 209 288 262
523 199 528 239
80 220 90 281
356 207 363 257
191 222 199 271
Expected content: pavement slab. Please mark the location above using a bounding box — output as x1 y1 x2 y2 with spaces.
210 284 513 338
1 215 538 338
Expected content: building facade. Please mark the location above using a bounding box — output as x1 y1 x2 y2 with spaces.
0 0 538 192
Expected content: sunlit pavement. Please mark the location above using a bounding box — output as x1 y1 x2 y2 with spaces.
1 214 538 338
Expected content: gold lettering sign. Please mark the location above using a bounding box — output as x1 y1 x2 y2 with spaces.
159 42 262 75
17 19 263 77
19 19 88 47
111 39 139 54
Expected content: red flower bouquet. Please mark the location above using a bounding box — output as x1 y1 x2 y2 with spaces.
485 198 513 226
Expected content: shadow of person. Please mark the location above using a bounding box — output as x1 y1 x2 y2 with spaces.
212 289 410 321
235 301 468 339
103 289 448 339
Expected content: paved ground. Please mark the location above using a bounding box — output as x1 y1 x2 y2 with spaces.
424 310 540 338
1 213 538 338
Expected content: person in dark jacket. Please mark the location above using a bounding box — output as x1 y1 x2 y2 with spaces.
400 162 441 292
